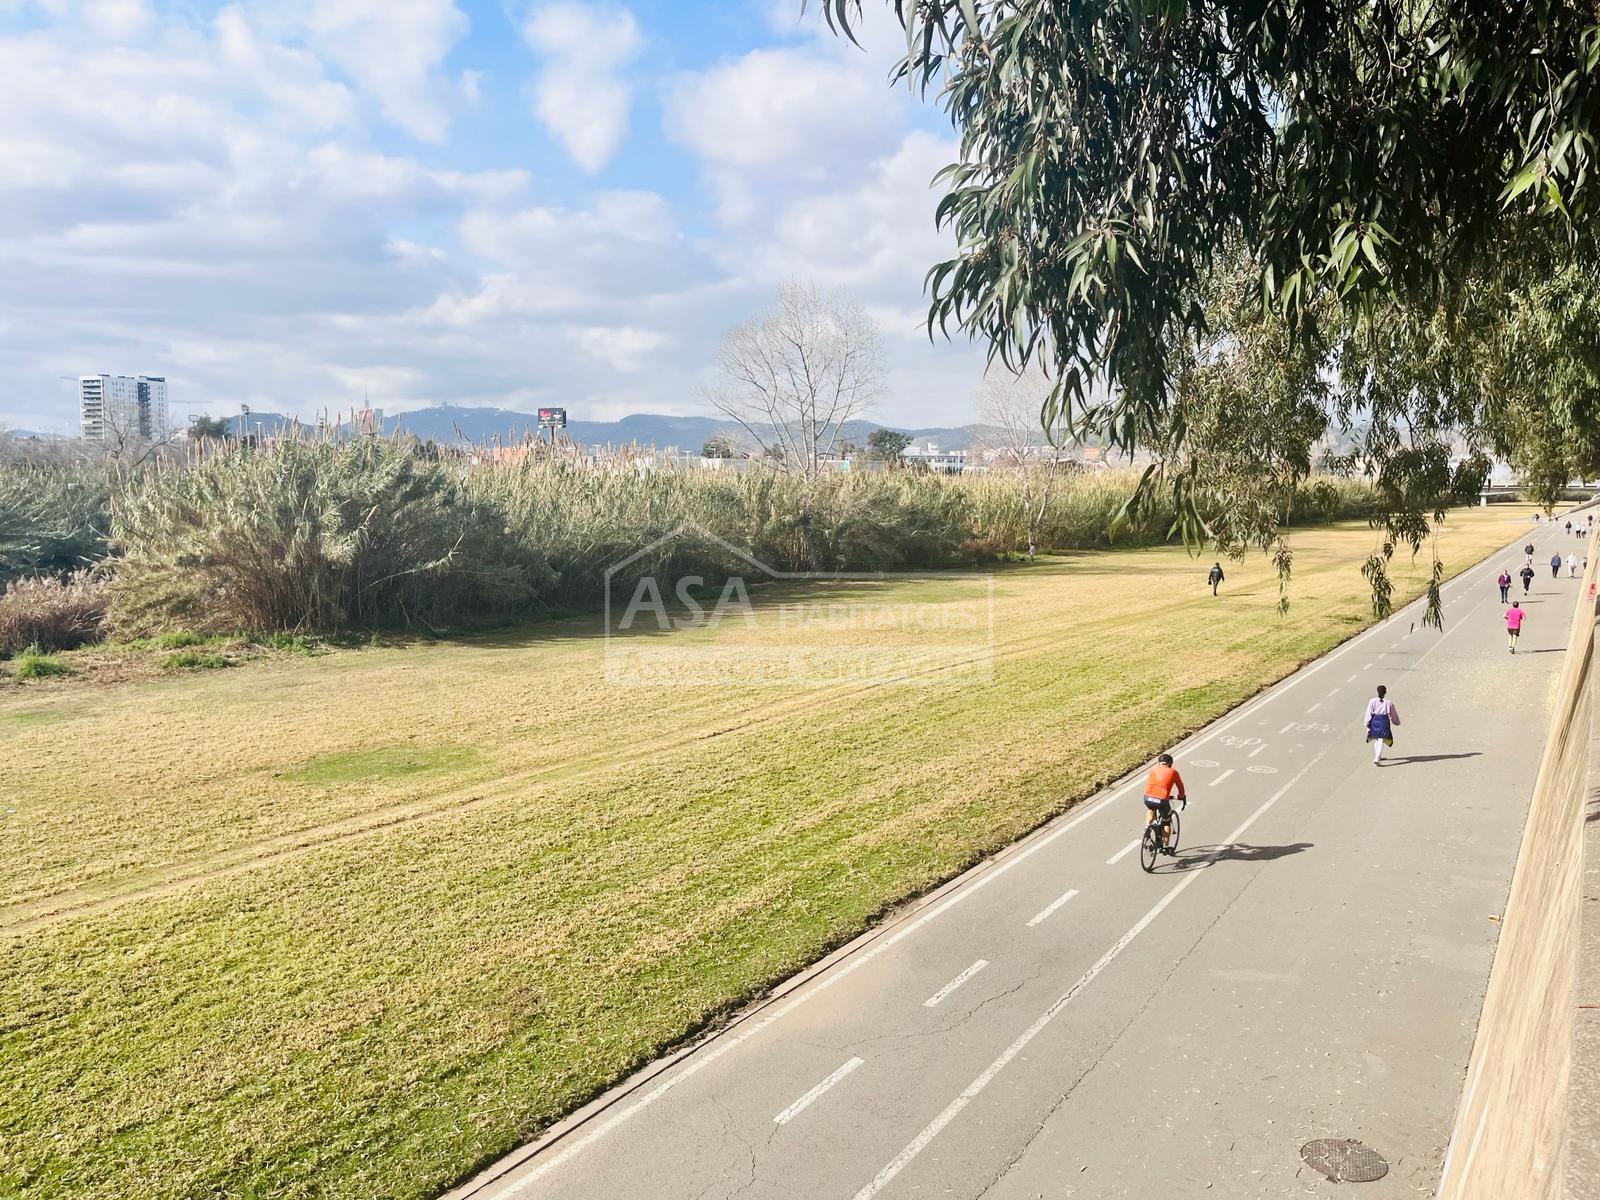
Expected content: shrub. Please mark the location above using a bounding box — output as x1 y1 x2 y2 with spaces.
0 571 108 655
11 644 71 679
109 439 551 635
0 464 114 583
152 630 211 649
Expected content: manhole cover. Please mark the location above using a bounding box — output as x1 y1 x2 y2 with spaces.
1300 1138 1389 1183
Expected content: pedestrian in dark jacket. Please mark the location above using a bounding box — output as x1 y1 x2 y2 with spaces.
1207 562 1224 596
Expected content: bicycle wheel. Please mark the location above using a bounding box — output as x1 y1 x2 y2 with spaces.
1139 826 1159 872
1167 809 1181 856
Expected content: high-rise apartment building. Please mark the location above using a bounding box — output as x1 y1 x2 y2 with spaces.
79 375 168 443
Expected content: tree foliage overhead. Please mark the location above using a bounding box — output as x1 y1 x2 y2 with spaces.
820 0 1600 611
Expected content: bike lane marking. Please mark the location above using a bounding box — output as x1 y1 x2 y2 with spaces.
476 532 1520 1197
850 747 1337 1200
1025 889 1080 928
1105 839 1142 866
773 1057 863 1127
923 961 989 1008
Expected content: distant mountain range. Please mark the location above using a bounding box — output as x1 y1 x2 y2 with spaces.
215 406 996 451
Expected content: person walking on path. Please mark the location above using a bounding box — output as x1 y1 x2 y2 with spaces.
1365 685 1400 764
1551 552 1563 579
1566 521 1573 535
1207 562 1225 596
1521 563 1537 594
1497 569 1512 602
1568 551 1579 578
1506 601 1527 653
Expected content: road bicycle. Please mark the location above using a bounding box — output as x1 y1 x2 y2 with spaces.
1139 797 1186 872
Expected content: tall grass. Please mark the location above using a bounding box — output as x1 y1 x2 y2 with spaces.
0 571 108 655
109 440 547 635
1 439 1385 636
0 464 113 583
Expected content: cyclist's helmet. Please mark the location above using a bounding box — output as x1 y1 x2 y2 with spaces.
1157 753 1174 766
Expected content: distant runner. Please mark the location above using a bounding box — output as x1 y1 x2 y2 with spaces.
1365 685 1401 765
1497 569 1512 603
1521 563 1536 594
1142 753 1186 854
1506 601 1526 653
1207 562 1225 596
1568 552 1579 578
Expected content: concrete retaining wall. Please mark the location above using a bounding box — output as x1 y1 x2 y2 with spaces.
1438 531 1597 1199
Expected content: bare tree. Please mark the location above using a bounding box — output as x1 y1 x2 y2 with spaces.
976 367 1077 561
707 280 883 481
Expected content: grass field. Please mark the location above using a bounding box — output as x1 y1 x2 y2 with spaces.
0 506 1541 1199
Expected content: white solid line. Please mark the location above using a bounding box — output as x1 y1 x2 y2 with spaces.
1306 702 1321 713
1277 721 1295 735
1209 769 1234 787
924 960 989 1007
1105 839 1141 866
773 1057 863 1126
1248 744 1267 759
850 750 1334 1200
1026 889 1080 928
484 534 1525 1195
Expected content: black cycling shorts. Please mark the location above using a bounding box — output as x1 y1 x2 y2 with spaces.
1143 796 1173 818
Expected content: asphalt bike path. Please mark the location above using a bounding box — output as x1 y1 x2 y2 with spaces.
447 518 1585 1200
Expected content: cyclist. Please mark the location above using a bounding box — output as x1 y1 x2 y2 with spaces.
1143 753 1186 854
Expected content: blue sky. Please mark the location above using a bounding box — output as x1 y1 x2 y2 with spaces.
0 0 991 433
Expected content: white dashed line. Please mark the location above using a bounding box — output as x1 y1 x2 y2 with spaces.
923 960 989 1007
1346 673 1359 683
1026 889 1081 928
1106 839 1141 866
850 750 1335 1200
1209 769 1234 787
773 1057 863 1126
1248 744 1267 759
1278 721 1295 735
1307 702 1322 713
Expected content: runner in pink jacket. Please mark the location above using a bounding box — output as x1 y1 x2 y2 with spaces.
1505 601 1526 654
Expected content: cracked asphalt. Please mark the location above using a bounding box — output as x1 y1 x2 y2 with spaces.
447 520 1583 1200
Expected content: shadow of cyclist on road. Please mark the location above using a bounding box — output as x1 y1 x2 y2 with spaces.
1154 842 1314 873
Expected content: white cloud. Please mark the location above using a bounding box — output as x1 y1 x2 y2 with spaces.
523 3 641 174
0 0 990 436
260 0 473 143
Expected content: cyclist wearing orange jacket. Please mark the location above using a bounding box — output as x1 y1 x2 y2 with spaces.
1143 753 1186 853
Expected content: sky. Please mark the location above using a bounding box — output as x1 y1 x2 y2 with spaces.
0 0 993 433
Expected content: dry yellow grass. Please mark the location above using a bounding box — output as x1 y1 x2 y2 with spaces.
0 505 1540 1200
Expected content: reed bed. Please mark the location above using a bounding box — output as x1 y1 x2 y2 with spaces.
0 438 1381 637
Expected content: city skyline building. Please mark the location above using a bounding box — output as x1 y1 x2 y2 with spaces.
79 374 168 444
